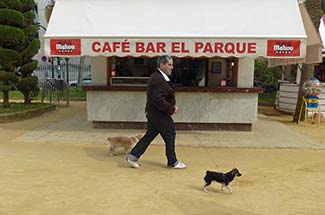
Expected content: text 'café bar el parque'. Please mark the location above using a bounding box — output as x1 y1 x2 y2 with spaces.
44 0 322 131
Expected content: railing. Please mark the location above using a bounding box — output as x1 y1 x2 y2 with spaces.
41 78 66 105
33 63 91 86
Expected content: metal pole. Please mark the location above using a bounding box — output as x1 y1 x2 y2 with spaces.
57 57 61 79
51 58 54 78
65 57 70 106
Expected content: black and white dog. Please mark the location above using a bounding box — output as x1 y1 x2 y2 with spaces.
203 168 242 193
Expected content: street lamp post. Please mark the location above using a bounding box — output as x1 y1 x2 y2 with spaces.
65 57 70 106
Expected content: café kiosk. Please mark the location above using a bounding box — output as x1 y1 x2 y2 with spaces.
44 0 309 131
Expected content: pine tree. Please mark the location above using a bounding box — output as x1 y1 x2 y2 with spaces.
0 0 24 107
0 0 40 106
17 0 40 104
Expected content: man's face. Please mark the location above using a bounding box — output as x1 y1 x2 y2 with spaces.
160 59 174 76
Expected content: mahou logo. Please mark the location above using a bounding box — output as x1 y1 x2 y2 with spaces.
50 39 81 55
267 40 300 57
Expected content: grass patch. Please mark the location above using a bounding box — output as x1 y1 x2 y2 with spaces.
0 87 87 101
0 91 24 100
258 92 276 106
68 87 87 100
0 102 51 114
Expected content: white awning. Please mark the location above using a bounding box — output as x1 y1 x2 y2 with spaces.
268 3 322 67
44 0 307 58
319 15 325 56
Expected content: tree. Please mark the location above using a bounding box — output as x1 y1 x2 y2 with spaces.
255 58 282 88
293 0 322 122
17 0 40 104
0 0 24 107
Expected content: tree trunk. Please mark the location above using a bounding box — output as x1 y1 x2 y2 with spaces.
23 92 31 104
293 64 313 122
2 90 10 108
293 0 322 123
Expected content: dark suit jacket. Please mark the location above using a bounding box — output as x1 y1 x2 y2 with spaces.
145 70 176 116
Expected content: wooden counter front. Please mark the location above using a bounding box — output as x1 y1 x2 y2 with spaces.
83 85 263 93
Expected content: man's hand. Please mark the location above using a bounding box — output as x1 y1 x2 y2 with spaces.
174 105 179 114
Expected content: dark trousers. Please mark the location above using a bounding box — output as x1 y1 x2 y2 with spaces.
130 113 177 166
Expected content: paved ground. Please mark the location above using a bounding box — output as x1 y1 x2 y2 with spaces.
1 102 325 215
10 102 325 149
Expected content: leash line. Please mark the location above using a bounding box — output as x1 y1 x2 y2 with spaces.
183 115 220 168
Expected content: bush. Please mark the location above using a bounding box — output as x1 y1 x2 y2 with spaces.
254 58 282 92
19 60 37 76
21 0 34 12
0 48 22 71
0 70 18 92
23 11 34 26
0 25 25 49
0 0 22 11
21 38 40 64
17 76 39 102
0 9 24 27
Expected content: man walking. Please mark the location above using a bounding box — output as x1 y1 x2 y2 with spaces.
126 55 186 169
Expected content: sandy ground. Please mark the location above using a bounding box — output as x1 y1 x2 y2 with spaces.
1 103 325 215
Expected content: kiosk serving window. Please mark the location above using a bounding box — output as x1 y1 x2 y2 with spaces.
110 56 237 87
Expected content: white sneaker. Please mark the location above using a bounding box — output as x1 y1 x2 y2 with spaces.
126 158 140 168
169 161 187 169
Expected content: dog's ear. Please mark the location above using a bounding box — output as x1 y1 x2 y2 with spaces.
130 136 139 144
135 134 144 140
231 168 237 175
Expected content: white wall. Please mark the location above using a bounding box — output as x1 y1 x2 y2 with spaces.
87 91 258 123
238 57 254 87
90 57 107 85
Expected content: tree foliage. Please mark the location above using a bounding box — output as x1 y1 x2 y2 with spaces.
18 0 40 104
0 0 40 106
255 58 282 86
0 0 22 11
0 22 22 107
0 9 24 27
0 25 25 49
0 48 22 71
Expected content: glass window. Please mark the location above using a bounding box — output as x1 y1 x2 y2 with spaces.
110 56 237 87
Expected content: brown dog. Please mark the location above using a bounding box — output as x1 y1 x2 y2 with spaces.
107 134 143 156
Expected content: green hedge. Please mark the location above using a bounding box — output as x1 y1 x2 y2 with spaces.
23 25 37 40
0 48 22 71
0 70 18 82
21 38 40 64
0 25 25 49
21 0 35 13
18 76 38 91
0 0 22 11
19 60 38 76
23 11 35 26
0 9 24 27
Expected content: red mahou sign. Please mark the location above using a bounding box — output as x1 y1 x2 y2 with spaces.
267 40 300 57
50 39 81 55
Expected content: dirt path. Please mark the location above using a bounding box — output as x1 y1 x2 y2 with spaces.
1 103 325 215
